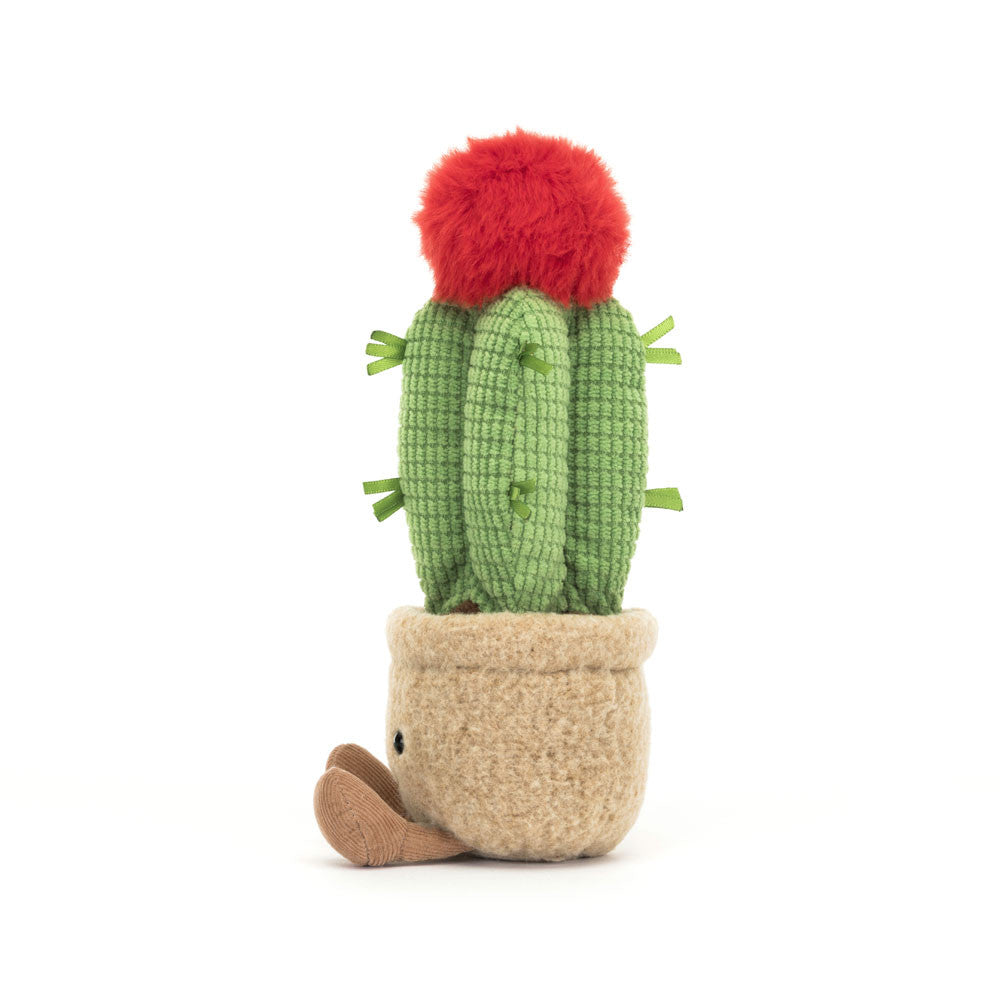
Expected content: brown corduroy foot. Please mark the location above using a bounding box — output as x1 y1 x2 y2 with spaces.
325 744 406 817
314 766 469 866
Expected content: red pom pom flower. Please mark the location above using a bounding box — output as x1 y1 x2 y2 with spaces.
414 130 630 309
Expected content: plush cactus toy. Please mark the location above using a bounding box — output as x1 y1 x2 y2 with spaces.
316 130 683 865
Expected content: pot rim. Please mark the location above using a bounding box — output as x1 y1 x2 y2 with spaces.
386 606 657 674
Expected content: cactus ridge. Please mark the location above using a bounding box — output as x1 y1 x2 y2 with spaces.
564 298 648 614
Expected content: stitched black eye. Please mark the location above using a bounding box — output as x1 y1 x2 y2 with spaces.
393 731 404 755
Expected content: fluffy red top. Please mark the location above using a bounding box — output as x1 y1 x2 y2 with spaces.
414 130 630 309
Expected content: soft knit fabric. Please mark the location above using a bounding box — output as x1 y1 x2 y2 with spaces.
414 130 630 309
397 300 476 611
385 604 658 672
463 288 570 612
398 289 648 615
385 607 656 861
565 299 649 614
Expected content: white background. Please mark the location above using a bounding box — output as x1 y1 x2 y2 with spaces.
2 1 997 996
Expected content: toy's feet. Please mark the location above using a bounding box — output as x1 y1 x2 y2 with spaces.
325 743 406 817
315 757 469 866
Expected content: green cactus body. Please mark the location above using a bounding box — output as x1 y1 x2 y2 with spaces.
397 301 476 612
464 288 571 612
564 300 647 615
390 286 657 615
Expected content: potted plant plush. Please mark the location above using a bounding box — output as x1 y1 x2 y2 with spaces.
315 130 683 865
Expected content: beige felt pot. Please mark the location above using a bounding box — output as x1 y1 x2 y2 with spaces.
384 606 657 861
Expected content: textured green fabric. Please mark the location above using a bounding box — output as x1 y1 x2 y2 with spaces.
363 478 405 521
640 315 675 345
519 343 554 375
644 346 682 365
644 487 683 511
397 302 476 611
366 330 406 375
564 300 648 614
641 315 682 365
391 288 676 614
465 288 570 612
508 480 535 520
